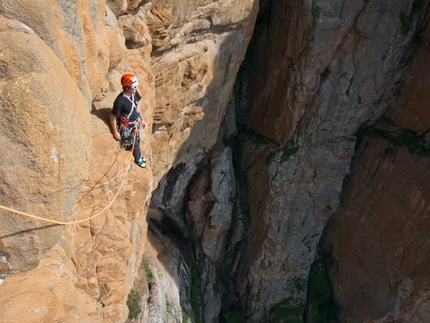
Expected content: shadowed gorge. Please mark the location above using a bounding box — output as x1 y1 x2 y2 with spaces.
0 0 429 322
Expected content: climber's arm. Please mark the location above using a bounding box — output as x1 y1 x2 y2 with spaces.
137 102 146 129
110 113 121 141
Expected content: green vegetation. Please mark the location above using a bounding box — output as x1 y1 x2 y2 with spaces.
307 258 339 323
226 308 243 323
372 117 430 156
266 140 300 166
267 297 305 323
228 192 236 205
374 128 429 155
126 290 142 320
143 263 154 284
293 277 307 293
213 281 223 296
166 300 172 312
250 131 271 146
357 116 430 157
267 141 299 166
280 146 299 164
214 139 224 152
399 0 425 36
182 309 191 323
190 265 203 323
346 76 354 96
272 169 279 182
411 0 425 16
399 11 413 35
312 6 320 20
345 136 356 143
267 150 277 164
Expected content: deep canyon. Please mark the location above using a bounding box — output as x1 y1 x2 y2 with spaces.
0 0 429 322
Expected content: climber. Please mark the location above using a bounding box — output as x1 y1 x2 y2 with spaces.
110 73 147 168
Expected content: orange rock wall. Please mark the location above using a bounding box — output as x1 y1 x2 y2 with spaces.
0 0 429 322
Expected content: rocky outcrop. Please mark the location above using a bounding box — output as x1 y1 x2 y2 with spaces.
0 0 257 321
149 0 258 182
0 0 429 322
0 0 114 104
387 6 430 135
0 1 154 321
322 7 430 322
247 0 421 146
188 146 236 266
0 107 153 321
237 134 353 322
146 0 258 319
323 122 430 322
233 0 428 321
0 15 91 274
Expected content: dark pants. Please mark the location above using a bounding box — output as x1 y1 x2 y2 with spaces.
132 130 141 162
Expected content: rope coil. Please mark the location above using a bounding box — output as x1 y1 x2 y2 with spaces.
0 126 139 225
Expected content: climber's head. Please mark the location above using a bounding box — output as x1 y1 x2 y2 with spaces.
121 73 139 91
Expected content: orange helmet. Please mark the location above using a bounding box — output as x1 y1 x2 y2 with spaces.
121 73 139 88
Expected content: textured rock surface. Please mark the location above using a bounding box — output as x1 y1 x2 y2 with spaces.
0 0 113 103
149 0 258 182
0 102 153 322
322 9 430 322
237 136 354 321
0 0 258 321
0 0 429 322
0 15 91 273
248 0 417 146
234 0 428 321
323 132 430 323
0 2 155 322
189 146 236 266
387 8 430 134
146 0 259 318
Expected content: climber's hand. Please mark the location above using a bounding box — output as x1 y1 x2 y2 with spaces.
113 130 121 141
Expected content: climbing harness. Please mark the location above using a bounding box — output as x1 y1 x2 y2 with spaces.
0 126 139 225
118 93 141 150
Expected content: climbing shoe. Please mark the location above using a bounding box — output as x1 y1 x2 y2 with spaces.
135 156 146 168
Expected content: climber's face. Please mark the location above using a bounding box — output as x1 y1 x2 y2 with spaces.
124 85 137 94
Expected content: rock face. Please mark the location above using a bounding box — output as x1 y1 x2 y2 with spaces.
387 6 430 135
149 0 258 182
0 15 91 274
322 8 430 322
0 0 113 104
189 146 236 266
0 0 429 322
0 1 154 321
233 0 429 321
0 0 257 321
236 135 354 322
323 125 430 323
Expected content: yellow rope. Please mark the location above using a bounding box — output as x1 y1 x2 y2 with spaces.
0 125 139 226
